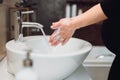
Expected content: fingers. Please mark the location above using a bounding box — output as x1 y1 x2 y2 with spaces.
50 36 64 46
49 18 74 46
49 35 62 46
61 37 69 46
49 28 64 46
51 18 66 29
51 22 61 29
49 31 71 46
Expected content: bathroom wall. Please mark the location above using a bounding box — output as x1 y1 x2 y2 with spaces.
0 0 10 60
0 4 8 60
0 0 17 60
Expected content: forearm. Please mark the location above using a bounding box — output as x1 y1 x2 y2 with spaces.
71 3 108 29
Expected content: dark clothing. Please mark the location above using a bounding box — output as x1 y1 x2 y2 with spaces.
100 0 120 54
100 0 120 80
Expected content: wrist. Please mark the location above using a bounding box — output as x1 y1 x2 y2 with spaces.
70 16 81 30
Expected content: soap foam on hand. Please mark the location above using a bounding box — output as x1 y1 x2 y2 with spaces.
49 27 65 46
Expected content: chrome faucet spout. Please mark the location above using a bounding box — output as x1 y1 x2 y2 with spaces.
22 22 44 28
15 10 44 42
17 22 44 42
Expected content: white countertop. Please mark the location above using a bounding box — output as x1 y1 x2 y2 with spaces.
0 57 15 80
0 57 91 80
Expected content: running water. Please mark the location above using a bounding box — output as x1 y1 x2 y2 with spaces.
40 28 54 53
40 28 62 54
40 28 49 44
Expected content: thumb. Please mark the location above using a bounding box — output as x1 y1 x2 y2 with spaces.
51 22 60 29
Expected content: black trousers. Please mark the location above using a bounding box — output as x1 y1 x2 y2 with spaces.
108 55 120 80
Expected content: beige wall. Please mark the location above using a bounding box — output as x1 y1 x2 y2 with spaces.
0 0 18 60
0 4 8 60
3 0 17 7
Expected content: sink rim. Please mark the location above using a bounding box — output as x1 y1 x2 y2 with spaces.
6 36 92 57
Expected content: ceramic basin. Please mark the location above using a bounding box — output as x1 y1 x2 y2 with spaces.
6 36 92 80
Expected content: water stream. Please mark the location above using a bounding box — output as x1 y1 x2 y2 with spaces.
40 28 61 54
40 28 49 45
40 28 54 53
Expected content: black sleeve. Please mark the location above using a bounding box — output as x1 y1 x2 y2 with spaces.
100 0 120 19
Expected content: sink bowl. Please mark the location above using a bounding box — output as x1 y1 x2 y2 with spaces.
6 36 92 80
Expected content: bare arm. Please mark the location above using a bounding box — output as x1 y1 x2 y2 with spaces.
71 3 108 29
49 3 108 46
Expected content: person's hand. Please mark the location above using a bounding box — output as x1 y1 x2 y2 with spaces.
49 18 77 46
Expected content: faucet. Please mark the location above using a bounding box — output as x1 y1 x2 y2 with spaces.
17 22 44 41
15 10 44 42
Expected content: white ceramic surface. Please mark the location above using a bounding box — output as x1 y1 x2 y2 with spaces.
6 36 92 80
84 46 115 67
0 57 92 80
83 46 115 80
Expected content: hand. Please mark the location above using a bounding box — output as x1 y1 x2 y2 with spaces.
49 18 77 46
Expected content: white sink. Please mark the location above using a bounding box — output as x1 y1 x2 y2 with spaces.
6 36 92 80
